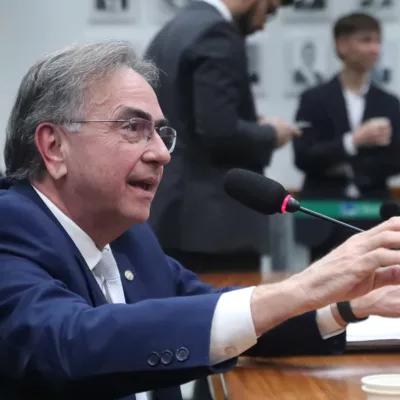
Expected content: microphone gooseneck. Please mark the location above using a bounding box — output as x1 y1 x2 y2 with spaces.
298 206 363 233
224 169 364 234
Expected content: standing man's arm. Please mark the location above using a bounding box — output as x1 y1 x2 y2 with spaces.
293 90 353 174
189 23 298 166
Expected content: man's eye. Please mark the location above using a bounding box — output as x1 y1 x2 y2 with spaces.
123 121 139 132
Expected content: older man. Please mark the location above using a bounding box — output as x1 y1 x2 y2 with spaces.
1 41 400 400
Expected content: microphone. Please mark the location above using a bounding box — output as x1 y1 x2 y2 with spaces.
380 200 400 221
224 168 363 233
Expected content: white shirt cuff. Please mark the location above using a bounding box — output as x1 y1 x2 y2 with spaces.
316 305 346 340
343 132 358 155
209 287 257 365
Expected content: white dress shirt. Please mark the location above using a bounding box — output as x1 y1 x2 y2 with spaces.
33 187 151 399
202 0 233 22
342 81 370 198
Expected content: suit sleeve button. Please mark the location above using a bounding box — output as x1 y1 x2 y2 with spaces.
148 352 160 367
176 347 189 362
161 350 174 365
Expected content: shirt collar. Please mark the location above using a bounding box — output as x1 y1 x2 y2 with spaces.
32 185 106 270
342 76 371 97
202 0 233 22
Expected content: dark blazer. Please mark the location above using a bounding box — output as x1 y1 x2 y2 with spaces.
293 75 400 249
0 180 345 399
294 75 400 199
145 1 276 255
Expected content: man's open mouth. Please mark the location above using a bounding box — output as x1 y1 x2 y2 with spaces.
127 180 155 192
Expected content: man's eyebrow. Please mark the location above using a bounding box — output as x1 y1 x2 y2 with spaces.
113 107 169 127
113 107 152 121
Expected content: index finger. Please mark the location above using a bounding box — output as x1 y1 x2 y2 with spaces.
360 217 400 240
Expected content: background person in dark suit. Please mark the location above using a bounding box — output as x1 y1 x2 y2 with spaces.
293 40 324 88
145 0 300 272
3 39 400 400
293 13 400 261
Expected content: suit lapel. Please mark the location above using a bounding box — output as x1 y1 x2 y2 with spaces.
111 245 137 304
362 85 380 122
327 75 351 134
73 252 108 307
111 233 149 305
9 182 107 307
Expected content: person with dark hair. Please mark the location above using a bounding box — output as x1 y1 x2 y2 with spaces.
293 12 400 261
145 0 301 273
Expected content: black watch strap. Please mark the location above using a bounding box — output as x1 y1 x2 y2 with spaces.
336 301 368 323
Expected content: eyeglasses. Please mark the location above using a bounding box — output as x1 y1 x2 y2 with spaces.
69 118 177 153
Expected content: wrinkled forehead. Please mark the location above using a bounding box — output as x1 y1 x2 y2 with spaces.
86 67 164 120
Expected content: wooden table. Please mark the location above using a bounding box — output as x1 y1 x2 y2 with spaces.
199 272 400 400
209 354 400 400
199 271 279 288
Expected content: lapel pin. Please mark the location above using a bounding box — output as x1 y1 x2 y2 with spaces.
124 270 134 281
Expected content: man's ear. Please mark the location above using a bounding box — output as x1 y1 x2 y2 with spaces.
35 123 68 180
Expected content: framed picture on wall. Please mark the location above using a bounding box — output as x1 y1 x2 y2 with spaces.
247 41 267 98
150 0 192 25
357 0 400 21
371 40 398 90
282 0 333 23
284 37 328 96
89 0 138 24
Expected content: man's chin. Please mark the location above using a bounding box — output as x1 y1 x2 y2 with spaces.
131 209 151 225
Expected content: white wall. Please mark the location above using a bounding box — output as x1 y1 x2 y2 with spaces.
1 0 400 187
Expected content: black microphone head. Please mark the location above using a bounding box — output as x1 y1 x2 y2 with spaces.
380 200 400 221
223 168 297 215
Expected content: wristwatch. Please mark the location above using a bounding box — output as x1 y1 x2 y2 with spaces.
336 301 368 323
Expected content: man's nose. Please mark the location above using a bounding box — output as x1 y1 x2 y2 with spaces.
143 133 171 165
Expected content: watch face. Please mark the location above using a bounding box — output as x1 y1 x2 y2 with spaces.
163 0 191 9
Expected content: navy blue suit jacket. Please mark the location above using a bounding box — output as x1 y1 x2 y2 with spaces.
0 180 345 399
294 75 400 200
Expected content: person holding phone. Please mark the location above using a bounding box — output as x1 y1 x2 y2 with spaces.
293 12 400 261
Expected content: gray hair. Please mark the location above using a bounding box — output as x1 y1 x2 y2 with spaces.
4 40 159 182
